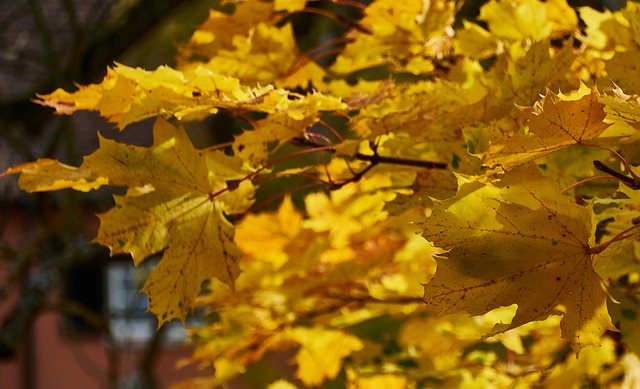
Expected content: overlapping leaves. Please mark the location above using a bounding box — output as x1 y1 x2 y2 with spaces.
7 0 640 387
419 166 616 353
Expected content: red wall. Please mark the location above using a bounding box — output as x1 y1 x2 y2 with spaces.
0 311 205 389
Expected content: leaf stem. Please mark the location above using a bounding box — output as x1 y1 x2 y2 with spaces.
318 118 344 142
310 0 367 10
287 8 372 34
593 160 638 188
579 142 640 188
325 293 425 304
591 223 640 254
561 175 623 194
209 145 335 199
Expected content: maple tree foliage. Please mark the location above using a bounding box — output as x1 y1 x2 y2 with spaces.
6 0 640 387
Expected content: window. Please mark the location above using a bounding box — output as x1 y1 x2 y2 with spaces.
106 259 190 345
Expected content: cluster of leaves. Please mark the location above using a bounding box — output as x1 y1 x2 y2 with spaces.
6 0 640 387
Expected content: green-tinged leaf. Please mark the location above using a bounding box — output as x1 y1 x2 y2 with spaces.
419 166 616 353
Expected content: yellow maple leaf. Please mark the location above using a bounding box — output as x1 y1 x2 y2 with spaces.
91 119 247 324
290 327 363 386
484 88 611 169
267 380 298 389
6 118 249 325
176 0 323 89
606 49 640 95
332 0 455 74
235 196 303 270
453 21 502 59
2 159 107 192
579 6 635 52
176 1 277 66
196 22 326 89
230 90 344 166
419 166 616 354
274 0 306 12
502 39 576 106
347 374 407 389
35 63 273 129
352 78 487 141
478 0 577 42
600 83 640 134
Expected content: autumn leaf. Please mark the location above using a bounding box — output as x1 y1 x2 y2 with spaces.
35 63 274 129
351 79 487 141
176 1 279 67
5 118 248 325
452 21 502 59
332 0 455 74
419 166 616 353
193 22 326 89
483 88 611 169
175 1 322 89
347 374 407 389
274 0 306 12
2 159 107 192
600 83 640 135
13 0 640 386
92 119 247 324
478 0 577 42
500 39 576 106
233 91 345 166
289 327 363 386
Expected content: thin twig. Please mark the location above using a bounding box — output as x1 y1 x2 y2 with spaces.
561 175 622 194
354 152 448 170
593 160 638 189
591 223 640 254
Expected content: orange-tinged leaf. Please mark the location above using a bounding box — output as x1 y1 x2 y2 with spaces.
235 196 302 269
419 166 616 353
484 88 611 169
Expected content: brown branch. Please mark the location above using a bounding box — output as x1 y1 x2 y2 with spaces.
285 8 372 35
593 160 639 189
354 152 448 170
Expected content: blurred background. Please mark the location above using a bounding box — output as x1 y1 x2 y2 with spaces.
0 0 626 388
0 1 220 388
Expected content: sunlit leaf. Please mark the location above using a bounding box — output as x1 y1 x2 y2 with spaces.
419 166 616 353
484 88 611 169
